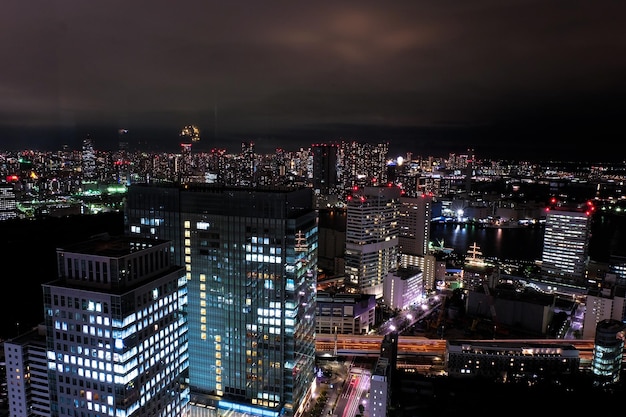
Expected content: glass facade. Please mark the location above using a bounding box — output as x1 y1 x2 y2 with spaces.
591 319 625 386
125 184 318 417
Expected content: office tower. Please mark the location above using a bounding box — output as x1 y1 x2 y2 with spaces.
398 194 433 283
591 319 625 386
311 143 338 194
345 185 401 299
179 125 200 182
240 141 256 185
541 205 593 284
125 183 318 417
4 325 50 417
41 234 189 417
115 129 131 186
317 209 346 275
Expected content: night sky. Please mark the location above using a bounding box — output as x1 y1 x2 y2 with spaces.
1 1 625 161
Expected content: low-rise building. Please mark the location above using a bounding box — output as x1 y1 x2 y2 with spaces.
315 292 376 335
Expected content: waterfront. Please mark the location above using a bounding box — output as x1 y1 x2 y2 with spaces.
430 223 544 262
431 211 626 263
4 210 626 340
319 208 626 264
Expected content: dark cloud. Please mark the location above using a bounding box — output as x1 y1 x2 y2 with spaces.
1 0 624 161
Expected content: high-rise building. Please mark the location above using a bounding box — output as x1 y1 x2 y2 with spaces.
541 204 594 284
125 183 318 417
338 141 389 189
115 129 131 186
81 136 97 181
41 234 189 417
397 193 433 287
311 143 338 194
345 185 401 299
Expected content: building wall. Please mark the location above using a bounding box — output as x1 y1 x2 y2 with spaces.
4 326 50 417
126 184 318 417
583 293 618 339
383 268 424 311
42 236 189 417
345 186 401 299
465 290 552 336
541 208 591 283
315 293 376 335
446 341 580 380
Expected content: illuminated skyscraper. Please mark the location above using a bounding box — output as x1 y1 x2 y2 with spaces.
115 129 131 185
179 125 200 182
125 183 318 417
540 203 594 284
81 135 97 181
41 234 189 417
345 185 401 299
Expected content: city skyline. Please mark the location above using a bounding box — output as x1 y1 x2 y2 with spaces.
1 1 625 161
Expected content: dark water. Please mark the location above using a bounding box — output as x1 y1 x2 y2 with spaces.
4 210 624 339
430 223 544 261
430 212 626 262
317 208 626 263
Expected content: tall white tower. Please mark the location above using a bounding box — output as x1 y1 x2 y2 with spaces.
541 203 594 284
345 185 401 299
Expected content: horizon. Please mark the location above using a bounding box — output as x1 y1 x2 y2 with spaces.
2 2 625 163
